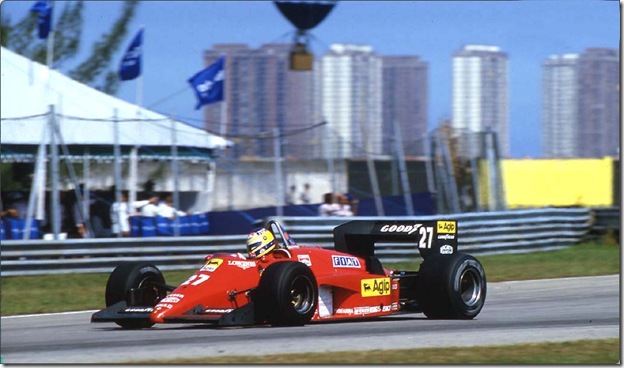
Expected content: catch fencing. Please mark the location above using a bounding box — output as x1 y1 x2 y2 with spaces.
0 207 601 276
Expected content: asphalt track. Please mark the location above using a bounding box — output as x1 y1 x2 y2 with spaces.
1 274 619 364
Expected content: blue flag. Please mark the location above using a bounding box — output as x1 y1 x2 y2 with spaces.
119 28 143 81
188 56 225 110
31 0 53 39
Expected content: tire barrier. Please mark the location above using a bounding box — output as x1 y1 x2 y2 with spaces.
0 214 211 240
0 207 604 276
129 214 211 237
0 219 42 240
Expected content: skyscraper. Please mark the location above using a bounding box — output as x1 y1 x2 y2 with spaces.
382 56 428 157
202 44 316 159
542 54 579 158
320 44 383 159
452 45 509 157
542 48 619 158
576 48 619 158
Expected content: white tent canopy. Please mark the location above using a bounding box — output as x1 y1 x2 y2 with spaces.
0 47 230 151
1 47 230 237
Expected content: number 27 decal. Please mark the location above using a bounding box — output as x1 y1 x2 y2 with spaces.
418 226 433 249
181 273 210 286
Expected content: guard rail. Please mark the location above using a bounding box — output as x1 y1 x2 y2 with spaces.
0 207 598 276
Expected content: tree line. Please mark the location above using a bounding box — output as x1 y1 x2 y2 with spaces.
1 0 140 95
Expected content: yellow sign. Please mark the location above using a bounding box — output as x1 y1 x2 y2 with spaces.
361 278 391 297
493 158 614 208
437 221 456 234
202 258 223 272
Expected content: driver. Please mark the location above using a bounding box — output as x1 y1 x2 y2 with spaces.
246 228 277 259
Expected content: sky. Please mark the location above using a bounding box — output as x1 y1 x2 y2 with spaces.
1 0 620 158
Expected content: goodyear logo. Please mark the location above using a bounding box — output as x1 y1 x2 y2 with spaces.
202 258 223 272
361 278 391 297
379 223 421 235
437 221 456 234
332 255 361 268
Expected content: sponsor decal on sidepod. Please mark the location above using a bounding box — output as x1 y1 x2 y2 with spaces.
354 306 382 315
298 254 312 266
332 255 361 268
361 278 391 297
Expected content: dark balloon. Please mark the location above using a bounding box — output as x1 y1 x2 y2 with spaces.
274 1 337 31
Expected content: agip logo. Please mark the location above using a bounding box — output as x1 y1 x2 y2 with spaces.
437 221 456 234
361 278 391 297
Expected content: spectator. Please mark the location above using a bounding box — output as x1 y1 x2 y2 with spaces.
0 207 19 220
110 190 156 237
344 192 359 216
3 191 27 219
286 185 297 205
335 194 354 217
157 194 187 219
89 191 113 238
299 183 311 204
318 192 340 217
61 188 89 238
139 192 161 217
143 179 156 194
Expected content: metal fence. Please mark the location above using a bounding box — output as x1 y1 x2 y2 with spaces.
0 207 606 276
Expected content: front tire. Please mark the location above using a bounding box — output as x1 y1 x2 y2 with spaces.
105 262 166 329
254 261 318 326
418 253 486 319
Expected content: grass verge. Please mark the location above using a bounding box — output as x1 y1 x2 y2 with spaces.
134 338 620 365
1 241 619 316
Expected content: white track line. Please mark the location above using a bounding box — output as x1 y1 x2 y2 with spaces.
1 310 99 319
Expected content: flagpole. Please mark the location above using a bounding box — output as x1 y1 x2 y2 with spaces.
136 75 143 113
171 115 180 237
44 1 55 238
136 25 145 116
219 54 227 137
219 101 227 136
46 25 54 71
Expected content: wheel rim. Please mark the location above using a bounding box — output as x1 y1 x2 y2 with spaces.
290 275 314 314
459 268 482 307
136 277 163 306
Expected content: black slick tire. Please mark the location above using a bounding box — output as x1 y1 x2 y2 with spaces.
254 261 318 326
105 262 166 329
418 253 486 319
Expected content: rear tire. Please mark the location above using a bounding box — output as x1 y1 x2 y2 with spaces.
105 262 166 329
418 253 486 319
254 261 318 326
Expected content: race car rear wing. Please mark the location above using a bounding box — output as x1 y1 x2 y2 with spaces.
333 220 457 260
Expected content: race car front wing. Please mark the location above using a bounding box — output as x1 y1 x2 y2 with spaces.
91 301 257 326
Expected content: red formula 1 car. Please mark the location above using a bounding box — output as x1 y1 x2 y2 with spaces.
91 219 486 328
